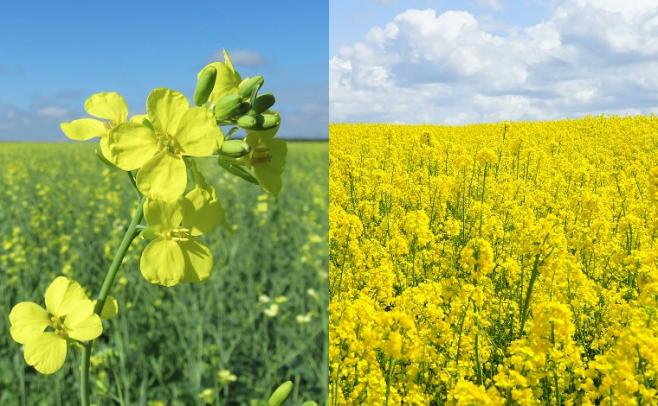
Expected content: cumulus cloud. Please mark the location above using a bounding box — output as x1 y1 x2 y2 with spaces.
330 1 658 123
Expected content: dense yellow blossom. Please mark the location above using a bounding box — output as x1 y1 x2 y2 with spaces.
329 116 658 404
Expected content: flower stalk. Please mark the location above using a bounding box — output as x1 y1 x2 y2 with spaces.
80 196 145 406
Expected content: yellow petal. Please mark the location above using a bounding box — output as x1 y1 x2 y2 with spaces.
144 198 183 232
180 240 213 283
45 276 88 318
175 107 221 156
107 122 159 171
147 88 189 135
207 61 241 102
130 114 148 124
60 118 107 141
99 135 112 161
254 167 283 196
97 296 119 320
183 187 227 235
136 151 187 201
140 237 185 287
63 300 103 342
9 302 50 344
84 92 128 124
23 332 67 375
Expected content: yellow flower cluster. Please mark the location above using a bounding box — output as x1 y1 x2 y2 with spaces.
329 116 658 404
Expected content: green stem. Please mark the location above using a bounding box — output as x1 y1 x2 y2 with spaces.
80 196 145 406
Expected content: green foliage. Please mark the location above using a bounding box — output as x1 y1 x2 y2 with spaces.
0 142 328 405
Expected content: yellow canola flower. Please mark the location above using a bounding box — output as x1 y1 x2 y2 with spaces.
8 276 102 374
140 193 217 287
107 88 221 201
60 92 131 158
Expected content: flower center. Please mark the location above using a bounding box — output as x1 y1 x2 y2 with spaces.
251 146 272 165
155 133 183 156
163 227 191 241
50 315 68 337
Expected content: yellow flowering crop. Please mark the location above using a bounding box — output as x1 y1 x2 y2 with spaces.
329 116 658 404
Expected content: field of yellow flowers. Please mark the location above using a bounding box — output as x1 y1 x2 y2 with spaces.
0 142 327 405
329 116 658 405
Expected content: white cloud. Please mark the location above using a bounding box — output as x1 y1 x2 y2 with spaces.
36 106 69 119
226 50 265 67
330 1 658 123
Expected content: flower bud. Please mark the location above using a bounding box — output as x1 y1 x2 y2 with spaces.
237 115 258 129
219 139 251 158
250 93 276 115
194 66 217 106
268 381 293 406
238 113 280 130
259 113 280 129
238 75 264 99
213 94 242 121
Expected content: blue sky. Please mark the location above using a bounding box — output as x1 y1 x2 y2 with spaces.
0 0 327 140
330 0 658 123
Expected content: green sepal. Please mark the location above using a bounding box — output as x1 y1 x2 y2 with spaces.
95 148 117 169
141 227 159 240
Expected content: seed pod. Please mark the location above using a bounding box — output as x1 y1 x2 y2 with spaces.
219 139 251 158
213 94 242 121
238 75 264 99
250 93 276 114
194 66 217 106
268 381 293 406
237 115 258 129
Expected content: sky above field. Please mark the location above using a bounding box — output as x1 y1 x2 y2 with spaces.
330 0 658 124
0 1 328 141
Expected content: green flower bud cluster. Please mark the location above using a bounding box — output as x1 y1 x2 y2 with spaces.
194 50 280 132
194 49 287 197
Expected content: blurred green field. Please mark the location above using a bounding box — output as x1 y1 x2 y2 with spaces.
0 141 328 405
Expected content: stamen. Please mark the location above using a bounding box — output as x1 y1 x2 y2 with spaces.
164 227 191 241
252 146 272 164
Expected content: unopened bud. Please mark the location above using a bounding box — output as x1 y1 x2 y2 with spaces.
250 93 276 114
238 75 264 99
219 139 251 158
268 381 293 406
194 66 217 106
213 94 242 121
